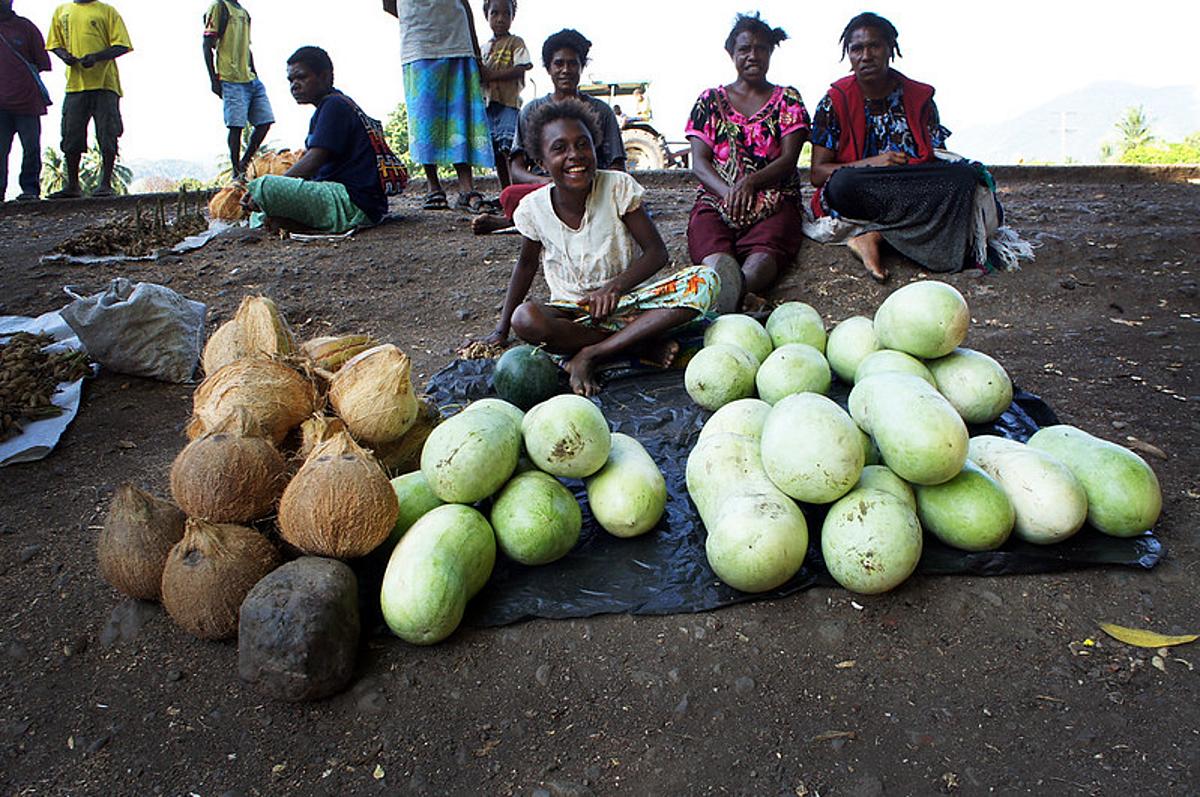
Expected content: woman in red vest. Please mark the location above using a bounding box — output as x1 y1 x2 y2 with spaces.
809 12 983 282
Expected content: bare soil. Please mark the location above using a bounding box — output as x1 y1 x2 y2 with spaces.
1 169 1198 797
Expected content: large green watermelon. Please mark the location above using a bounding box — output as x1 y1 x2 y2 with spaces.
492 345 560 410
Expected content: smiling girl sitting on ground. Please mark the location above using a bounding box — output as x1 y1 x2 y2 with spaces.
482 99 719 396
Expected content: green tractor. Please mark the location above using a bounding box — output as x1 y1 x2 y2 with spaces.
578 81 686 171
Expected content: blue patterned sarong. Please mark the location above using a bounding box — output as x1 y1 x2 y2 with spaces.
403 57 495 168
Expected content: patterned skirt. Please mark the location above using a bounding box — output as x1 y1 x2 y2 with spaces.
547 265 719 332
403 57 495 168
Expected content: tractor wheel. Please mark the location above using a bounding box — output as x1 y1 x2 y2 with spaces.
622 128 668 171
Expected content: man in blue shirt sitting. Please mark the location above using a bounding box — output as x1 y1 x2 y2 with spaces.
243 46 387 233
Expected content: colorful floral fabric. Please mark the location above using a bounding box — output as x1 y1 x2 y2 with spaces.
547 265 718 332
810 85 950 158
684 85 810 225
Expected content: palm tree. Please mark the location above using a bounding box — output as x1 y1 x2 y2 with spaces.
1115 106 1154 152
40 144 132 195
40 147 66 195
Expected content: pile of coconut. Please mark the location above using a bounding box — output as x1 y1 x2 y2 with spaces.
97 296 438 643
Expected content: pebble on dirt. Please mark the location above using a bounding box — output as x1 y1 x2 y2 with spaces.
238 557 360 702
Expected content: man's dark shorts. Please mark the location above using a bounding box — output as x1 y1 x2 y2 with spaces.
61 89 123 156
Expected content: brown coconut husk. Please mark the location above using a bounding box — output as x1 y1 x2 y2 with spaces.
208 184 249 222
201 317 248 376
161 518 280 640
328 344 418 446
300 334 378 373
170 408 289 523
97 484 187 601
297 413 348 461
188 358 319 445
370 398 440 474
277 431 399 559
201 296 297 376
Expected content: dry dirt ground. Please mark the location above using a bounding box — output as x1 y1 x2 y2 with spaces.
1 168 1198 797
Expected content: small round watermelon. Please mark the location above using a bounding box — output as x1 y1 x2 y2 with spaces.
492 345 560 410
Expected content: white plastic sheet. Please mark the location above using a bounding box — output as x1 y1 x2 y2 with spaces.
0 312 94 467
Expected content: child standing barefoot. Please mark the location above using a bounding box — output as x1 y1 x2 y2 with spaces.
482 99 719 396
479 0 532 188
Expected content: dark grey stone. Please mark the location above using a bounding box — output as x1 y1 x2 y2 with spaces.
98 599 158 649
238 557 359 702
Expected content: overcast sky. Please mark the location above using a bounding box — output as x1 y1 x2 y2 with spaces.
6 0 1200 184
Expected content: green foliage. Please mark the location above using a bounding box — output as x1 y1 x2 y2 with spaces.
1118 139 1200 164
40 144 132 195
1102 106 1199 164
178 176 222 192
1115 106 1154 152
384 102 413 168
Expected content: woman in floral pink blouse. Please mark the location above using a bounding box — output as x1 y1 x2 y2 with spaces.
685 12 810 312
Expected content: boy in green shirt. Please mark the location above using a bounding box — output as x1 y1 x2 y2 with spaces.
202 0 273 180
45 0 131 198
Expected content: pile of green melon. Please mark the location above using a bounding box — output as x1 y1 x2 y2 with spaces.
381 393 667 645
684 281 1163 596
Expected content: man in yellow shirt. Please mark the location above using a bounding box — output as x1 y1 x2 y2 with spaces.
202 0 273 181
45 0 131 198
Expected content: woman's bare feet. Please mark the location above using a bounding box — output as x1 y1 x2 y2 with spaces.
472 214 512 235
847 232 889 282
741 292 768 313
564 351 601 396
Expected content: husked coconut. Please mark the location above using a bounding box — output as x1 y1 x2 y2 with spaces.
188 358 318 445
278 431 399 559
301 335 378 373
370 398 440 473
208 184 249 222
329 344 419 445
202 316 248 375
298 414 348 461
201 296 297 376
161 518 280 640
97 484 187 600
170 408 289 523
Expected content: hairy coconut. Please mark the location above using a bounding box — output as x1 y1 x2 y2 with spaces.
201 296 296 376
301 334 378 373
208 184 249 221
278 431 399 559
371 398 441 473
161 518 280 640
97 484 187 600
201 318 248 376
188 358 318 445
298 414 348 461
170 409 289 523
328 344 419 445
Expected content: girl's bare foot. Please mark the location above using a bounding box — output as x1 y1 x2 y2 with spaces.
565 352 601 396
847 232 888 282
637 338 681 369
472 214 511 235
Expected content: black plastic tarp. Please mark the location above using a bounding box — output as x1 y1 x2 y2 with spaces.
423 359 1162 628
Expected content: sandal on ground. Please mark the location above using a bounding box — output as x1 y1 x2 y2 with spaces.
454 190 489 214
90 185 116 198
422 190 449 210
15 193 40 202
47 187 83 200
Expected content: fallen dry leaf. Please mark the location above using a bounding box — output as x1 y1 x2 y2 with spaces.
811 730 857 742
1099 623 1199 648
1125 437 1168 460
835 660 856 669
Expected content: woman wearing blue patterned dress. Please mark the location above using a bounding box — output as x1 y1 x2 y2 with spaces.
810 12 993 282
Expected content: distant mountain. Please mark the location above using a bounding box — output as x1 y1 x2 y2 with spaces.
952 82 1200 164
124 157 222 183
